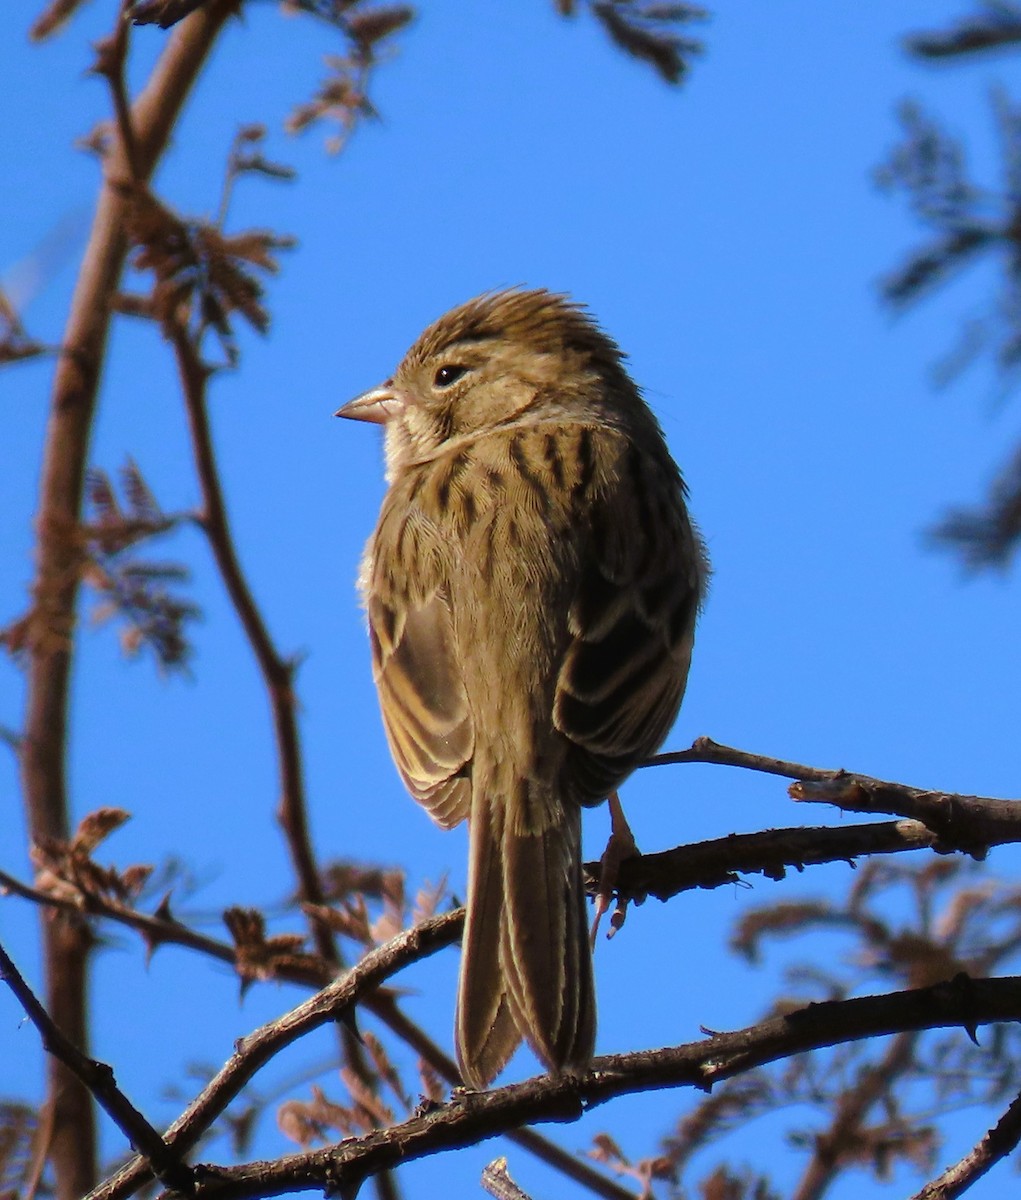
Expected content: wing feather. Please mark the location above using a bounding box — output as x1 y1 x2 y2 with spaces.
554 445 704 804
368 586 473 830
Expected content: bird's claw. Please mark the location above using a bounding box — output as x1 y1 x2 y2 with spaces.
591 791 639 944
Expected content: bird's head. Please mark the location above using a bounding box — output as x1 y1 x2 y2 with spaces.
337 288 647 478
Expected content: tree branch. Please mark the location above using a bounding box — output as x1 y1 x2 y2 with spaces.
593 818 939 905
0 939 191 1194
123 974 1021 1200
0 872 635 1200
169 321 398 1200
19 6 236 1196
791 777 1021 855
87 911 462 1200
911 1089 1021 1200
649 737 1021 856
646 735 840 781
16 729 1021 1200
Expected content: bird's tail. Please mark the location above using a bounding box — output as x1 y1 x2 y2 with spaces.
456 782 595 1088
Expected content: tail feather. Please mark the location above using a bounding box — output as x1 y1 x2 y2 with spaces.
456 786 595 1087
457 799 521 1087
559 838 597 1068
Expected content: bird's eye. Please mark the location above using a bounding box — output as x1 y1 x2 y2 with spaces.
433 364 468 388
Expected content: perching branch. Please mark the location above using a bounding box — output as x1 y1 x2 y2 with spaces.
98 974 1021 1200
10 727 1021 1199
0 868 635 1200
594 818 941 906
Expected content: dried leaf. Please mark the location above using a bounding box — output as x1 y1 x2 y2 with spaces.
122 185 292 363
130 0 211 28
30 0 91 39
346 5 414 48
363 1031 409 1110
591 0 706 85
74 807 131 854
417 1058 445 1105
277 1099 329 1147
412 874 447 924
339 1067 394 1128
0 1102 38 1200
30 809 153 911
0 286 48 369
81 463 196 669
286 54 379 153
905 7 1021 60
223 906 322 987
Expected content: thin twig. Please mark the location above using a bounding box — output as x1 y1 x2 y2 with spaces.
646 736 840 782
791 776 1021 854
0 939 192 1194
482 1158 534 1200
649 736 1021 856
87 912 462 1200
168 331 318 923
93 3 142 184
911 1089 1021 1199
168 321 398 1200
0 868 302 979
23 1097 55 1200
17 724 1021 1200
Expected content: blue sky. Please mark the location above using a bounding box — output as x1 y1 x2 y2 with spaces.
4 3 1021 1197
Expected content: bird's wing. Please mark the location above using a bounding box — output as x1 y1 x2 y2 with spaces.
553 445 704 802
368 581 474 830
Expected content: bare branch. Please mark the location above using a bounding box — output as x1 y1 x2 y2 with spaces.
646 735 839 781
791 777 1021 855
99 974 1021 1200
482 1157 535 1200
2 871 633 1200
592 819 940 907
91 4 142 184
164 272 414 1200
87 911 463 1200
911 1089 1021 1199
19 6 237 1195
0 939 191 1194
648 737 1021 857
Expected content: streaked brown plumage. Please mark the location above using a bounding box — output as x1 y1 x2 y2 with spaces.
339 289 707 1087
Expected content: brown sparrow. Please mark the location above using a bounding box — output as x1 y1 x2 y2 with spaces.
339 289 706 1087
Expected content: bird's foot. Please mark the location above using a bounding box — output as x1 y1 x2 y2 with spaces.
591 790 640 944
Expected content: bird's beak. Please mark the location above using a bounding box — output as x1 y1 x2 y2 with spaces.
335 382 406 425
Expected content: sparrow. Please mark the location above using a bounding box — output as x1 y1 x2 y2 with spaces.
338 288 707 1087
